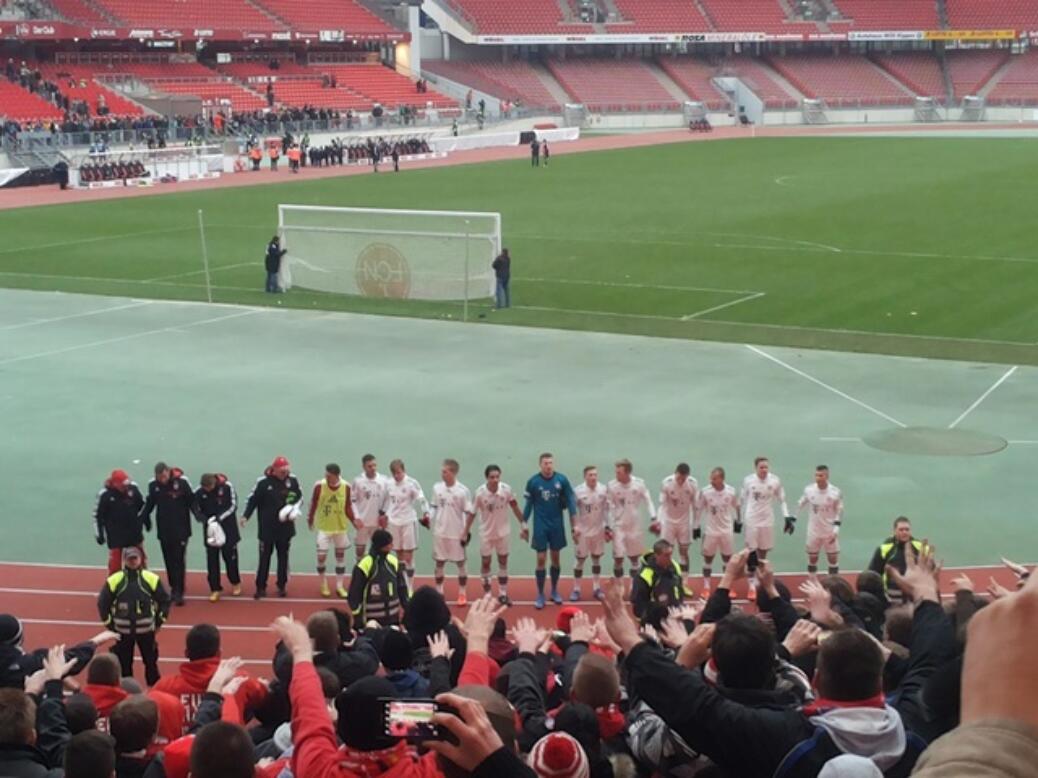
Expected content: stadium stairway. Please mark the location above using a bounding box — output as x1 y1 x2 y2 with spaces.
533 63 573 107
647 62 692 105
242 0 288 28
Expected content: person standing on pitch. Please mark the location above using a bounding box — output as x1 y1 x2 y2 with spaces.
242 456 303 599
140 462 193 606
739 456 792 600
607 458 657 590
492 248 511 310
98 545 170 686
795 464 844 577
657 463 698 589
530 136 540 167
265 235 286 294
466 464 524 605
522 453 578 609
383 459 429 590
695 466 740 595
572 465 610 601
426 459 474 606
541 140 550 166
192 472 241 602
391 146 400 172
307 463 355 599
350 454 391 562
94 469 147 575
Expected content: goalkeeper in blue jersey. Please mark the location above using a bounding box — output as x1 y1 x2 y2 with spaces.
522 452 578 609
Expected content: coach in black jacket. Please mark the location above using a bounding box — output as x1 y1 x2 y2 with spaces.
94 469 147 575
242 456 302 599
192 473 241 600
140 462 193 606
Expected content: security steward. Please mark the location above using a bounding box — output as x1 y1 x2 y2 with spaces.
632 538 687 626
192 473 241 602
347 529 409 627
140 462 193 606
241 456 303 600
94 469 147 576
98 545 170 686
867 516 926 600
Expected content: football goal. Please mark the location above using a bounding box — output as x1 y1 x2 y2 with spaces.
276 205 500 312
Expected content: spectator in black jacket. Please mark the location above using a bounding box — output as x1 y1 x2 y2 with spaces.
265 236 286 293
192 473 241 602
242 456 303 599
140 462 193 606
0 645 74 777
0 614 114 690
600 546 953 778
867 517 926 601
94 469 147 575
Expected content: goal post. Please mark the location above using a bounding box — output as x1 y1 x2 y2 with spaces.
276 205 500 307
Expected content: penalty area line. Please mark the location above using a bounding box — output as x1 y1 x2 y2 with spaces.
682 291 765 320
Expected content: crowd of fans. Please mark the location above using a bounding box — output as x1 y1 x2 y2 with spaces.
0 538 1035 777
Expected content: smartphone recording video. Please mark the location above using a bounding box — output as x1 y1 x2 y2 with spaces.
381 699 443 742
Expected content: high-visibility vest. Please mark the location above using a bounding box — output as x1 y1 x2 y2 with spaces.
879 539 925 587
638 560 688 606
105 569 162 634
353 552 402 625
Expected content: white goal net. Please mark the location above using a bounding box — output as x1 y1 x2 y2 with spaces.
277 205 500 302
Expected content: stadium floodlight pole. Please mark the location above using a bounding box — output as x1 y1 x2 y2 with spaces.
197 209 213 304
463 218 471 323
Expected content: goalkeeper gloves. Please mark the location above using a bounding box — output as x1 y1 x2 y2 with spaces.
692 528 701 541
734 520 743 534
784 516 796 535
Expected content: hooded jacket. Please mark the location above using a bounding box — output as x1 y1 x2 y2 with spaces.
152 655 267 733
242 468 303 542
94 479 147 549
0 640 95 690
140 469 194 542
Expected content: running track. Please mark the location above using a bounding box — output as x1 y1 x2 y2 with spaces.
1 561 1021 681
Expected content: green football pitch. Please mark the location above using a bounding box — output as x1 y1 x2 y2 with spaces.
1 135 1036 579
1 136 1037 364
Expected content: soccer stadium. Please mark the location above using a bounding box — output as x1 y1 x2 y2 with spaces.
0 0 1036 775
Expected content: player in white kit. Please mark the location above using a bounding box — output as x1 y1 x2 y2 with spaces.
796 464 844 576
383 459 429 588
607 459 656 585
695 467 740 595
739 457 792 599
571 465 610 601
465 464 523 605
428 458 474 606
350 454 391 562
656 463 698 583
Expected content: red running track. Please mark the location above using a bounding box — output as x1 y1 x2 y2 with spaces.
0 561 1020 681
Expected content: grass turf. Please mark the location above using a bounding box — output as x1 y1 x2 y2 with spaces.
2 136 1037 364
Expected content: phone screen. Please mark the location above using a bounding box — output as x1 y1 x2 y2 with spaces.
747 550 759 572
381 699 441 741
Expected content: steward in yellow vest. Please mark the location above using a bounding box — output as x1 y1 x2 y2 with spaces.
347 529 409 627
867 516 926 593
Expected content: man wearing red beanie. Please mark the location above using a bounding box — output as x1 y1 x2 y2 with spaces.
241 456 303 599
94 469 147 575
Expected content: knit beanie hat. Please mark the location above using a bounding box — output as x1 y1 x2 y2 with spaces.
334 676 398 751
379 630 413 672
528 732 590 778
0 614 24 647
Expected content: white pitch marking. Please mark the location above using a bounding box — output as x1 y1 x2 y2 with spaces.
1008 440 1038 444
682 291 766 320
745 344 908 428
0 227 196 256
774 175 795 187
519 276 760 295
0 309 263 367
820 436 864 442
0 300 152 331
948 365 1018 429
144 261 260 283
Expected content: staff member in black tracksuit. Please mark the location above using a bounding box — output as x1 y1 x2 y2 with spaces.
139 462 193 606
192 472 241 603
94 469 147 576
242 456 303 599
265 236 286 294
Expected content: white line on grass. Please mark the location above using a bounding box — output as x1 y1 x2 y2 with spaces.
0 227 196 256
948 365 1018 429
0 300 152 331
518 276 760 295
512 305 678 323
0 309 263 367
745 344 908 428
820 436 864 442
144 262 261 283
682 292 766 320
1009 440 1038 444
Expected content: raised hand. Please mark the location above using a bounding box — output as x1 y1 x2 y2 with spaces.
425 692 505 771
271 616 312 662
428 630 455 660
600 579 642 654
659 615 690 650
676 622 715 669
781 620 822 659
568 610 595 644
512 617 548 655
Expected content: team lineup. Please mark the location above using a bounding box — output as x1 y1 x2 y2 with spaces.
93 452 845 610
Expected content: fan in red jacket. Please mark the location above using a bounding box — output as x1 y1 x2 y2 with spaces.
79 653 185 746
152 623 267 734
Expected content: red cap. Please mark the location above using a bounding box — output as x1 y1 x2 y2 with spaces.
271 456 289 469
556 606 582 634
109 469 130 487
